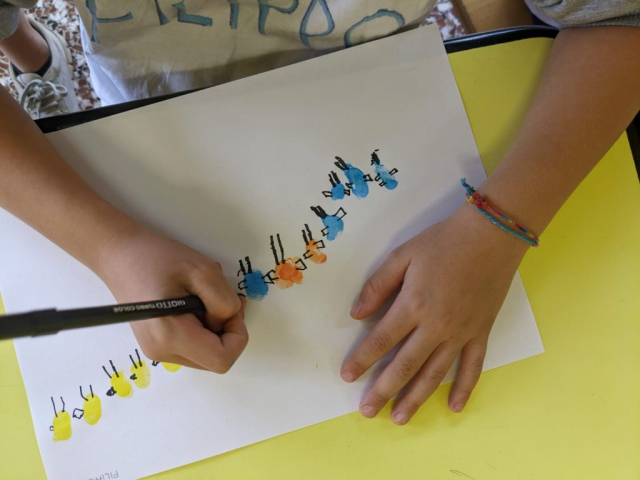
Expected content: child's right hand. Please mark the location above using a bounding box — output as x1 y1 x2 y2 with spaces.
0 88 247 372
96 224 248 372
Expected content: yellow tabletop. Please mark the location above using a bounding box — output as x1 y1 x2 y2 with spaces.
1 35 639 480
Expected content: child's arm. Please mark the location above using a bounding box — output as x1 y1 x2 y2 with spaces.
0 87 248 372
341 26 640 424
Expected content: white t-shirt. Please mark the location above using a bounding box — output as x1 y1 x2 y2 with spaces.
75 1 436 105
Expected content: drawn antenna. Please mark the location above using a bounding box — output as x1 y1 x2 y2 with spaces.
277 234 285 264
51 396 57 417
90 384 94 398
129 354 137 368
135 348 142 367
60 396 65 412
270 235 279 264
334 156 348 170
245 256 252 274
102 365 111 379
80 385 87 401
109 360 119 377
310 206 319 218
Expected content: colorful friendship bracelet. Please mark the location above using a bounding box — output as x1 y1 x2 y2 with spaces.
460 179 539 247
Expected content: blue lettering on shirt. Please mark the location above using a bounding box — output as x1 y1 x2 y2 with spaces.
258 0 299 35
154 0 170 25
86 0 133 43
172 0 213 26
344 8 405 48
228 0 240 29
299 0 335 48
86 2 411 54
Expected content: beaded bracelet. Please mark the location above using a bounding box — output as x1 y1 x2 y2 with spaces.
460 179 539 247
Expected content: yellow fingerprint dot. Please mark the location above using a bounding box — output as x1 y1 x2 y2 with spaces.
131 361 151 389
111 372 133 398
162 362 182 372
83 395 102 425
52 411 71 441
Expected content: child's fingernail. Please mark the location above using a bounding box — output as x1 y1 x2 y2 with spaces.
341 370 356 382
351 302 363 316
360 405 377 418
453 402 465 413
393 412 408 425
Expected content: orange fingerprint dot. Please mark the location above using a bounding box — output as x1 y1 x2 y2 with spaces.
306 242 327 264
274 259 304 289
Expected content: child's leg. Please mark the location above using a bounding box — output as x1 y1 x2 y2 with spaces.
0 8 48 73
0 6 79 118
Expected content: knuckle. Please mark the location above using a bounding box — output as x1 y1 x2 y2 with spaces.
364 275 382 296
440 312 456 327
369 390 390 405
212 359 232 374
216 295 241 319
424 368 447 389
403 296 427 317
347 359 366 376
468 359 484 378
191 260 222 282
396 360 418 381
179 258 201 275
368 332 392 356
150 320 174 349
455 386 473 400
429 313 454 335
401 399 423 413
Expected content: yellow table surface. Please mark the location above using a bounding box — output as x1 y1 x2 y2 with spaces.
1 36 639 480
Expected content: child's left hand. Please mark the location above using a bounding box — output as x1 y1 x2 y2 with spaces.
340 204 530 425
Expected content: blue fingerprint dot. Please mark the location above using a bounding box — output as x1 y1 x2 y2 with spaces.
331 183 345 200
245 271 269 300
375 165 398 190
345 165 369 198
323 215 344 241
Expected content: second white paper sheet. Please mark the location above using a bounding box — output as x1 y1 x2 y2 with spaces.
0 25 543 480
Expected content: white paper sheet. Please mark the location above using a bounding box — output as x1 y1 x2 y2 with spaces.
0 25 544 480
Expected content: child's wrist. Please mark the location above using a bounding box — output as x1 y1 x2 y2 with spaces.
451 203 531 260
92 214 141 282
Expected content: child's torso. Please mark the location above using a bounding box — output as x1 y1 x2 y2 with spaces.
76 0 435 104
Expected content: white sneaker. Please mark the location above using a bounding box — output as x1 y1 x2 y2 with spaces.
9 18 79 119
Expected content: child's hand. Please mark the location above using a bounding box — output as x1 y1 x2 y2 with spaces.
96 224 248 373
341 204 530 424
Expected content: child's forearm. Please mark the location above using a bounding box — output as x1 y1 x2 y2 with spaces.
0 88 136 276
479 26 640 235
